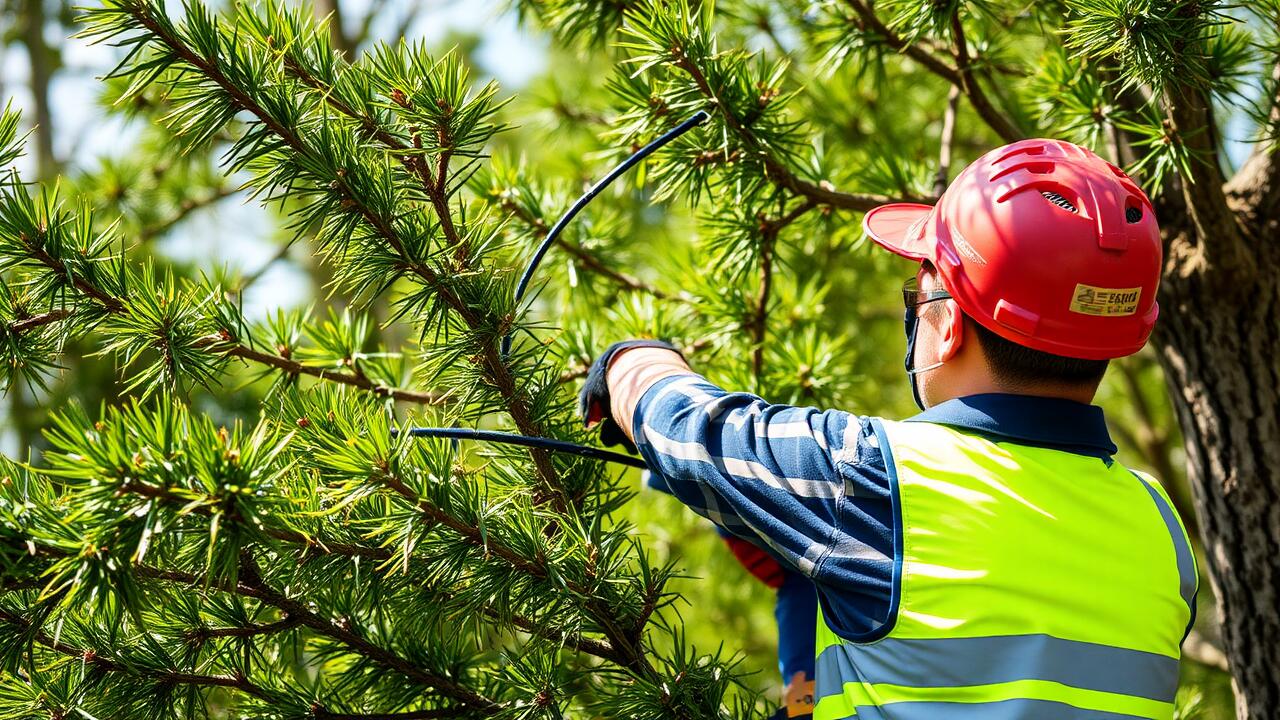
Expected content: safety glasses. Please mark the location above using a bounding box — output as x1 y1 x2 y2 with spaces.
902 276 952 311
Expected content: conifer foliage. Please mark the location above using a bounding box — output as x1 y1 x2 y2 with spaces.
0 1 767 717
2 0 1278 715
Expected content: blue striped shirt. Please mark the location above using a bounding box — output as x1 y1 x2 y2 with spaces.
633 374 1119 639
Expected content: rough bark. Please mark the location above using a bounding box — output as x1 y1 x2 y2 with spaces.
1154 250 1280 716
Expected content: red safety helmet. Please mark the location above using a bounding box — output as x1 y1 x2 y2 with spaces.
863 138 1161 360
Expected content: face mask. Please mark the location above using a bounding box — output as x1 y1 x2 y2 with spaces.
904 306 944 411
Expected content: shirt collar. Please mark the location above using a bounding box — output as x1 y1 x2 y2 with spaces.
906 393 1117 459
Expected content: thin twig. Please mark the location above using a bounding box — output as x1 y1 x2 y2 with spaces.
750 200 817 381
935 86 960 198
949 12 1021 143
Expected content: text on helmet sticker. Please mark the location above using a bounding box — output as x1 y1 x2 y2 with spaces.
1070 284 1141 317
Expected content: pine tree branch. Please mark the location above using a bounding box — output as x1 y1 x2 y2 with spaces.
670 54 908 212
840 0 960 83
124 563 484 714
374 470 654 674
196 334 446 405
25 244 126 313
7 308 71 333
0 607 272 701
435 587 625 665
201 18 566 498
183 615 302 641
235 554 502 712
1 249 442 405
948 12 1021 144
106 478 628 666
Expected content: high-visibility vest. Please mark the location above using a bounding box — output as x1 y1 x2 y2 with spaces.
813 419 1197 720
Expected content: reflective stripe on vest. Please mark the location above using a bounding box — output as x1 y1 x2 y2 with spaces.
813 419 1197 720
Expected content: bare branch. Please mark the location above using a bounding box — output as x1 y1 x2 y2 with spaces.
750 200 818 380
1225 62 1280 220
935 86 960 197
948 12 1021 144
1183 629 1230 673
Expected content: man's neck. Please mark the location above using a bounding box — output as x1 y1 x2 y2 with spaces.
939 376 1097 406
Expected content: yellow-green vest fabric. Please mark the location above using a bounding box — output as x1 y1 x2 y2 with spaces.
813 419 1197 720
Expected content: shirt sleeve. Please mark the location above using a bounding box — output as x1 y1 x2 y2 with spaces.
632 373 895 630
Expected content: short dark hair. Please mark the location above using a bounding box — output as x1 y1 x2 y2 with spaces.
969 318 1109 388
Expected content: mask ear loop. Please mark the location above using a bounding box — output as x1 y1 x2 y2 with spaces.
904 297 946 410
906 359 944 376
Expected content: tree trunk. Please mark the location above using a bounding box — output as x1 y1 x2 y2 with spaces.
20 0 55 179
1154 225 1280 718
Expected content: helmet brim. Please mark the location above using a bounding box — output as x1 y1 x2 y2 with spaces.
863 203 935 262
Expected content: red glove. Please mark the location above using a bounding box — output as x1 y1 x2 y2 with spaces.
722 535 786 589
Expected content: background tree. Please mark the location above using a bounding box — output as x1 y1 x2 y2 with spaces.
0 0 1266 717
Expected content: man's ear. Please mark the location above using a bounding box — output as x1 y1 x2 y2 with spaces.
939 299 965 362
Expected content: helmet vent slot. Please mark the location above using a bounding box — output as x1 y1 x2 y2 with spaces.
1040 191 1078 213
1126 206 1142 223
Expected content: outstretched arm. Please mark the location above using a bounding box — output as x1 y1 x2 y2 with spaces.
603 348 889 587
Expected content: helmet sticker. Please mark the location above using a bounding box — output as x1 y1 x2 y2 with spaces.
1070 284 1141 316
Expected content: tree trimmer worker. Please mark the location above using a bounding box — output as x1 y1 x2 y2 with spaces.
579 139 1198 719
